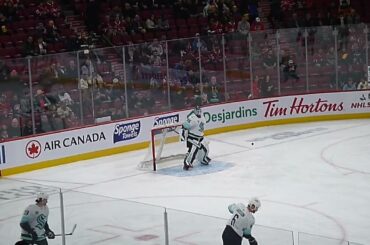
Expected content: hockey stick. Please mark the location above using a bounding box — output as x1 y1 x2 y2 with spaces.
55 224 77 236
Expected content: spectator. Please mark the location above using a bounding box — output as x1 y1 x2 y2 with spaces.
313 48 327 67
35 37 47 55
110 98 125 120
35 22 47 37
251 17 265 31
65 60 78 78
0 13 8 34
22 36 37 57
20 90 32 116
260 75 274 98
44 20 60 43
0 60 10 80
249 75 260 99
357 78 369 90
57 88 73 106
22 120 34 136
132 14 146 34
91 72 104 89
207 75 222 103
342 77 356 90
56 102 74 128
79 74 91 90
283 59 300 84
237 14 250 36
0 125 8 140
263 50 277 69
109 14 126 36
34 89 52 113
208 18 223 34
8 117 21 138
203 0 218 19
145 14 158 31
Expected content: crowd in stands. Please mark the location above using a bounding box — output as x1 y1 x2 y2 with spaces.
1 0 370 141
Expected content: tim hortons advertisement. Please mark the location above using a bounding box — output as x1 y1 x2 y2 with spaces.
259 91 370 120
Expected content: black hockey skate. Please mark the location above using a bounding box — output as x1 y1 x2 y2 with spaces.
201 157 211 165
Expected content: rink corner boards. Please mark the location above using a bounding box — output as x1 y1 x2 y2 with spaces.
1 112 369 177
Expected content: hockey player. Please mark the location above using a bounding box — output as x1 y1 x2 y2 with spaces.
17 192 55 245
222 197 261 245
181 104 211 170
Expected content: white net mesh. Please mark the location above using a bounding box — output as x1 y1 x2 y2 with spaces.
139 124 186 170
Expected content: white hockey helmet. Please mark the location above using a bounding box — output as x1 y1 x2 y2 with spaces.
248 197 261 212
36 192 49 201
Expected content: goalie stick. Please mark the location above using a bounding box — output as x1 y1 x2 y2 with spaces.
55 224 77 236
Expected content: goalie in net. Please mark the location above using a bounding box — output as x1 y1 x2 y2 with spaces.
181 104 211 170
140 105 211 171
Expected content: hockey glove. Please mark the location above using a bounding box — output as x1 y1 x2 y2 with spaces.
45 222 55 239
244 234 258 245
46 230 55 239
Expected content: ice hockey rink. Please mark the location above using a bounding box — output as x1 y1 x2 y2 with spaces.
0 119 369 245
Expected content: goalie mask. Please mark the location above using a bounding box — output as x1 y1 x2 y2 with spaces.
248 197 261 213
194 106 202 117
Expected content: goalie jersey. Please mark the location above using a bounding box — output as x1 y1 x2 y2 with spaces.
183 110 206 138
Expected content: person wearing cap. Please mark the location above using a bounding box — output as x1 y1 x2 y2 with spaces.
17 193 55 245
283 59 300 85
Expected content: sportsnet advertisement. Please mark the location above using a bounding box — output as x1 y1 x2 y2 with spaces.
0 91 369 171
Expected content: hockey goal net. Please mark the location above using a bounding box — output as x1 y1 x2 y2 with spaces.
140 123 186 171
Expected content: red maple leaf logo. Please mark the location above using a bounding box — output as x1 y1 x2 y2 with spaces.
28 143 39 155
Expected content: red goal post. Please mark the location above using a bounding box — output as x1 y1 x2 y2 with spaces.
140 123 186 171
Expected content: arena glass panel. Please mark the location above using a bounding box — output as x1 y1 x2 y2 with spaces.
0 179 60 243
0 58 29 139
199 34 226 105
278 28 308 96
250 30 279 99
223 32 251 102
167 37 201 110
84 47 127 123
124 41 169 118
336 23 368 92
62 191 166 245
29 52 80 134
307 25 337 92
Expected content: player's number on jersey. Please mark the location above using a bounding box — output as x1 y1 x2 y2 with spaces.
231 213 239 226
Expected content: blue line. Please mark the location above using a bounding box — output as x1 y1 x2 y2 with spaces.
1 145 5 164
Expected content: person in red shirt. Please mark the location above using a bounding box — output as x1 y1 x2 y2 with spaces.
251 17 265 31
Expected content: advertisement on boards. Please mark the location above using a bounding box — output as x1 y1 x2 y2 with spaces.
1 91 369 171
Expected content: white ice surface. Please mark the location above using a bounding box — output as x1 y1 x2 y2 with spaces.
1 119 370 245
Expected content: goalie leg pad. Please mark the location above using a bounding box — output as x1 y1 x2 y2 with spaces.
184 144 198 168
199 138 211 165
